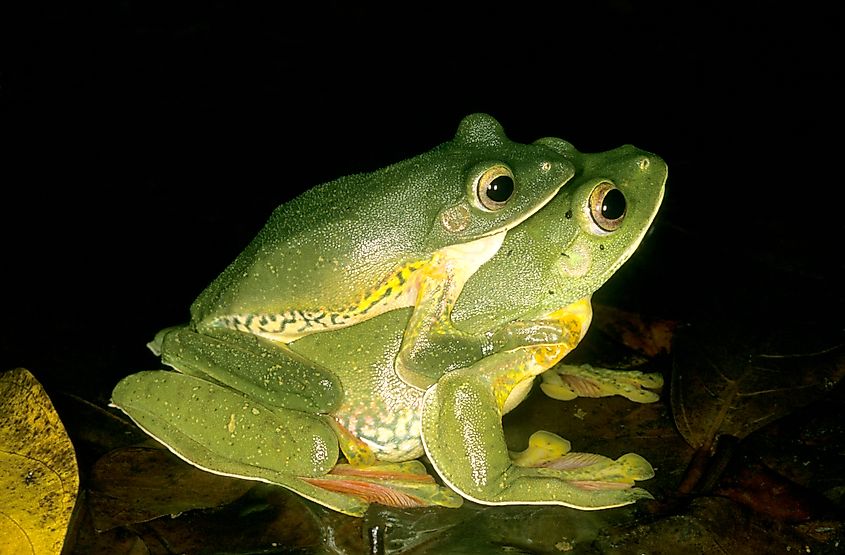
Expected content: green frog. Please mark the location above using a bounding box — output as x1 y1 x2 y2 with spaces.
112 114 667 516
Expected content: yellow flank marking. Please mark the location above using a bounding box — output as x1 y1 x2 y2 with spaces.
350 260 427 317
531 345 566 366
492 364 530 410
219 233 509 343
330 417 378 466
215 258 432 342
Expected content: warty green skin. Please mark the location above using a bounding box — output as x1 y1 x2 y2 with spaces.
453 139 667 331
419 141 666 507
111 115 667 516
191 114 574 331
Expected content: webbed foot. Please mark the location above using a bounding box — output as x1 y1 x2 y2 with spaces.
422 375 656 510
510 431 654 490
303 460 463 511
540 364 663 403
321 418 462 511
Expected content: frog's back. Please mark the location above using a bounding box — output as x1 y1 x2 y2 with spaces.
190 149 453 330
189 113 578 343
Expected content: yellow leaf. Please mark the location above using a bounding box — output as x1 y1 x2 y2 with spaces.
0 368 79 555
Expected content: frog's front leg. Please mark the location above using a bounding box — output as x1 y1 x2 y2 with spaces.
395 235 582 389
394 237 501 388
420 347 655 509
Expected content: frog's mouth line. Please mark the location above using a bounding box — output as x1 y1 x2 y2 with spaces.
482 181 566 239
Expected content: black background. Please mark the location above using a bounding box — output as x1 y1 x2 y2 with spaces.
2 2 842 400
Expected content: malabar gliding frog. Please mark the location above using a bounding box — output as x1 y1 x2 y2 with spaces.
111 114 667 516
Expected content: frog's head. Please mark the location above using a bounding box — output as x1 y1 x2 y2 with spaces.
452 138 667 332
424 114 576 247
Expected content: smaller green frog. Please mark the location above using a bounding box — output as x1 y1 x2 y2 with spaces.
112 115 666 516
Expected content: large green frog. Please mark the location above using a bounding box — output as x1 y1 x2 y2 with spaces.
112 114 667 516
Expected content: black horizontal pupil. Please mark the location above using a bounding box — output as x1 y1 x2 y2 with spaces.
486 175 514 203
601 188 626 220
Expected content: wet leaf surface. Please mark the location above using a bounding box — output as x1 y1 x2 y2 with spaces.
87 445 253 531
74 485 324 554
671 323 845 451
713 456 838 522
746 392 845 500
0 368 79 555
669 320 845 512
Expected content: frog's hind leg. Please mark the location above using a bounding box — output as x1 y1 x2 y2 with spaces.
307 418 463 510
421 365 656 509
302 460 463 511
540 363 663 403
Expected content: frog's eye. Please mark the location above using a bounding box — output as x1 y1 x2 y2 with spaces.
589 181 626 232
476 165 515 211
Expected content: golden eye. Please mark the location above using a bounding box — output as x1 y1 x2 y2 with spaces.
476 165 515 211
589 181 626 231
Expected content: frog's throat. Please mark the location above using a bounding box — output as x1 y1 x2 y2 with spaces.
208 231 508 343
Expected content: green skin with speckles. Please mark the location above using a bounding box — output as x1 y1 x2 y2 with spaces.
111 114 667 516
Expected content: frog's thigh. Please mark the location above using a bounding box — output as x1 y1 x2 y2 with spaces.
112 370 375 515
113 371 338 477
421 371 653 509
159 326 343 413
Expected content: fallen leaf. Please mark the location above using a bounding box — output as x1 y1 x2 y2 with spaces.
592 303 678 357
0 368 79 555
77 484 323 554
671 322 845 502
714 457 836 523
597 496 829 554
671 323 845 451
87 445 254 531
